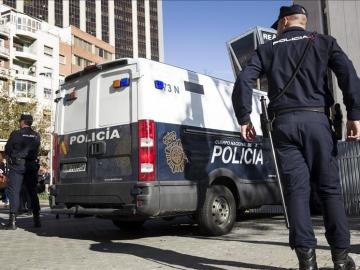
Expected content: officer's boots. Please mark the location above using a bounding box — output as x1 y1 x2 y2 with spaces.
331 249 356 270
1 213 17 230
295 248 318 270
33 212 41 228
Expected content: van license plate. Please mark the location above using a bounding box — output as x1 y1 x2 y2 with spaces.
62 163 86 173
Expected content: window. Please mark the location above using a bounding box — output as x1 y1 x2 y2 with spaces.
101 0 109 42
14 80 36 98
95 46 112 60
24 0 48 21
16 16 40 33
59 54 66 65
69 0 80 28
59 75 65 85
86 0 96 36
44 88 52 99
73 36 92 53
42 67 53 78
44 45 53 57
72 55 92 69
55 0 63 27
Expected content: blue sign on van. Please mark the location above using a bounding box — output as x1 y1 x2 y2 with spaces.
154 80 180 94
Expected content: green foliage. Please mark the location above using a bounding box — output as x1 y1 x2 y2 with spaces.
0 96 37 139
0 96 52 159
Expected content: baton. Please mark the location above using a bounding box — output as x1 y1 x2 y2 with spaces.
260 96 290 229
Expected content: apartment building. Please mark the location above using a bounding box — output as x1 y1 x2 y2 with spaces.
59 25 115 81
0 6 59 107
0 0 164 61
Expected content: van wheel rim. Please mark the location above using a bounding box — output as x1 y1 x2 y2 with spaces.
211 196 230 226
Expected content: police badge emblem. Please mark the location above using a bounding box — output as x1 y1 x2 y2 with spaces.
163 131 188 173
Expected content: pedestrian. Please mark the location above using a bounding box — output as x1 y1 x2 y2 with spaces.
232 4 359 270
1 114 41 230
0 152 9 207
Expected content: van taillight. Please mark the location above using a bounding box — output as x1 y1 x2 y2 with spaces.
138 120 156 181
52 134 58 184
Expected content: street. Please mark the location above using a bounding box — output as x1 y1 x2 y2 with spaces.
0 204 359 270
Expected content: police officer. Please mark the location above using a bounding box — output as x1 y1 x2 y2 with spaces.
2 114 41 230
232 4 360 270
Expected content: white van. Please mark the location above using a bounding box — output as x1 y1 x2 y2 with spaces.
50 58 280 236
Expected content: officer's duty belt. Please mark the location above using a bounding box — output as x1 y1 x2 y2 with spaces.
270 107 326 118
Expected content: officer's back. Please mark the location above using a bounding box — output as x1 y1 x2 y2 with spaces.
253 26 360 117
6 122 40 171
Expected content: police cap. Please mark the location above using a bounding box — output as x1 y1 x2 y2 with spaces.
271 4 308 29
19 113 33 124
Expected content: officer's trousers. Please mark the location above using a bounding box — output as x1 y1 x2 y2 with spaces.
7 168 40 215
272 111 350 249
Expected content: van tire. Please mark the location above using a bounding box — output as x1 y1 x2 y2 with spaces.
197 185 236 236
112 220 146 230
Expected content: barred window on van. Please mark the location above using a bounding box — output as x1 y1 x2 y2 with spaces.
184 81 204 95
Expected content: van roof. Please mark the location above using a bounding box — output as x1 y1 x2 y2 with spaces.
64 58 235 85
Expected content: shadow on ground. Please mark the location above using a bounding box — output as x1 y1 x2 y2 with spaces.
1 208 359 269
89 241 289 270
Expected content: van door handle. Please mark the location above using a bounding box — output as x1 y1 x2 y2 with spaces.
90 141 106 156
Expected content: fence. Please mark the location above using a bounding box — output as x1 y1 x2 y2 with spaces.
337 141 360 216
249 141 360 216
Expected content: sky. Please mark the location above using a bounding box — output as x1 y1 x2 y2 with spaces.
163 0 291 82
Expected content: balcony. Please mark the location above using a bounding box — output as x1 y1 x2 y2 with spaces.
15 25 37 42
14 68 37 82
0 46 9 59
14 81 36 102
14 47 37 63
0 25 9 38
0 67 9 79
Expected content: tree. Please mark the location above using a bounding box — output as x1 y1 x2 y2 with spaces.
0 96 37 139
0 96 52 161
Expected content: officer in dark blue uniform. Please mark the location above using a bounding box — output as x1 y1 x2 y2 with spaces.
2 114 41 230
232 4 360 270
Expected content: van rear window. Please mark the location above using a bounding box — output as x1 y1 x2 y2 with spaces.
184 81 204 95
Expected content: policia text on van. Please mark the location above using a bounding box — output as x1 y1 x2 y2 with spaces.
50 58 280 236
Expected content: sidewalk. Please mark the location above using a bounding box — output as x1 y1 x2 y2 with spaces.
0 208 359 269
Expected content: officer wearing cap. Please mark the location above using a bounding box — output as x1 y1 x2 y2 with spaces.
2 114 41 230
232 4 360 270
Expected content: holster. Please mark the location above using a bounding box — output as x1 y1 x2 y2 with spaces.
332 103 343 140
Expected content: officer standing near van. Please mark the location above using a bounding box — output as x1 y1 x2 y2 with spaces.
1 114 41 230
232 4 360 270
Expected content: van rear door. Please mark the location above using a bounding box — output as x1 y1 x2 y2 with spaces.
86 64 138 183
57 75 92 184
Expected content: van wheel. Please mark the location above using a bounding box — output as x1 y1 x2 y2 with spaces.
112 219 146 230
197 185 236 236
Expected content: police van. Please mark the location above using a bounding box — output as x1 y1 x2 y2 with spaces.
50 58 279 236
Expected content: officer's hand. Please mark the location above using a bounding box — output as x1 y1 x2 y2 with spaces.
240 122 256 142
346 120 360 141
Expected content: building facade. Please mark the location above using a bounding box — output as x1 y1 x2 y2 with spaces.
0 5 61 153
58 25 115 82
0 0 164 61
0 6 59 107
294 0 360 134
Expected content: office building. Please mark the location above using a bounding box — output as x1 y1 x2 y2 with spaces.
0 0 164 61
